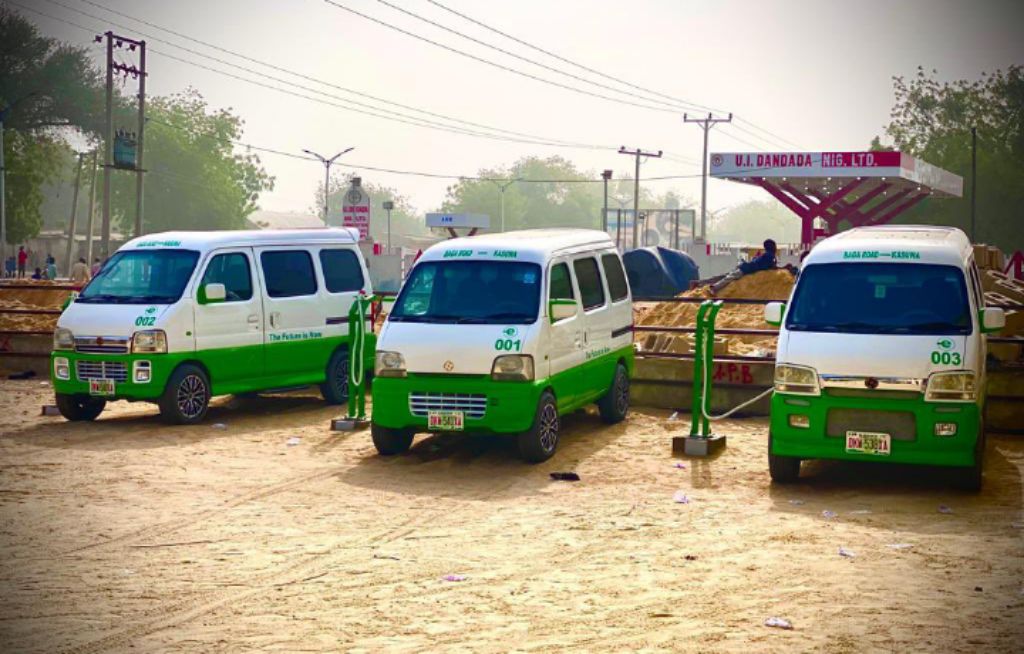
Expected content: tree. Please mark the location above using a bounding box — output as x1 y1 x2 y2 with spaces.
112 89 273 233
873 65 1024 251
708 199 801 245
2 131 69 244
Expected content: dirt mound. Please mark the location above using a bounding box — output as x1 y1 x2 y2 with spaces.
0 281 72 333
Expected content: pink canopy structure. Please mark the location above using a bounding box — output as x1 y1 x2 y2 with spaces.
710 151 963 246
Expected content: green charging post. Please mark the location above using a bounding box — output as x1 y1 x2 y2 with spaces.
674 300 729 457
331 293 375 431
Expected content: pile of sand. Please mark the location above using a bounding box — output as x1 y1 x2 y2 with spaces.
0 281 72 333
636 269 795 357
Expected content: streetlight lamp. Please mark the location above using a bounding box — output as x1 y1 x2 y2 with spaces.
382 200 394 253
487 177 522 232
303 147 354 223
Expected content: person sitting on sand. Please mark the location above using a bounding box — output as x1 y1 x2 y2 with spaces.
31 267 43 280
710 239 778 294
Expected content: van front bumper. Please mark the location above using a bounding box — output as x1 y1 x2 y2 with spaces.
770 391 980 468
371 373 545 434
50 351 186 400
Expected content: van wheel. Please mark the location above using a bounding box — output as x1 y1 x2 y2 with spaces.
954 424 985 491
768 434 801 483
55 393 106 421
159 364 211 425
372 424 414 455
518 391 560 463
598 363 630 424
320 349 349 405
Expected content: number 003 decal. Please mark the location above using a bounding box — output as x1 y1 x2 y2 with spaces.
931 351 961 365
494 338 522 352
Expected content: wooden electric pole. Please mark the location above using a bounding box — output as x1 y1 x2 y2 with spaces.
618 146 662 250
64 152 86 276
684 112 732 243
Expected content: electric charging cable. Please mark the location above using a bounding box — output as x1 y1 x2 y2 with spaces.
697 320 774 422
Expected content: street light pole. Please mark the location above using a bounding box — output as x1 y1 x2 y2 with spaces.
383 200 394 252
303 147 354 224
601 169 612 233
488 178 521 232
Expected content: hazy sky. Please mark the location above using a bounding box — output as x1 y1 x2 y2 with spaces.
20 0 1024 217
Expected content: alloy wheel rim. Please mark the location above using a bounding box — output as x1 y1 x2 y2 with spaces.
538 402 559 452
336 360 349 396
177 374 207 419
615 370 629 414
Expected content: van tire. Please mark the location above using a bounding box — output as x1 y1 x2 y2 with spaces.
320 349 349 405
55 393 106 421
768 434 801 483
159 364 211 425
518 390 560 463
597 363 630 424
954 424 985 492
372 424 414 455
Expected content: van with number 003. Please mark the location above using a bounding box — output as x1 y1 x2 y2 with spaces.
371 229 634 462
764 226 1005 489
50 229 374 424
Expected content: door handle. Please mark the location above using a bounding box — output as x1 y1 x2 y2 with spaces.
247 314 260 330
269 312 280 329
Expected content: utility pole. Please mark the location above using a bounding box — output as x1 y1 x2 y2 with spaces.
684 112 732 243
303 147 354 223
618 146 662 250
134 40 146 238
383 200 394 252
64 152 86 276
488 178 521 232
101 31 113 259
970 126 977 242
0 110 6 265
601 169 612 232
85 149 98 264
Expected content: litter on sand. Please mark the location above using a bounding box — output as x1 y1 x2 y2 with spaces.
788 499 805 506
938 505 954 514
443 574 467 582
211 423 227 430
673 462 687 469
849 510 872 515
822 510 837 520
1011 522 1023 529
838 547 856 558
887 543 913 550
286 437 301 447
764 617 793 630
550 472 580 482
673 491 691 504
668 411 679 421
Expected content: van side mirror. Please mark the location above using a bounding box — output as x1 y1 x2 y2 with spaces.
199 283 226 304
549 299 578 324
980 307 1005 333
764 301 785 327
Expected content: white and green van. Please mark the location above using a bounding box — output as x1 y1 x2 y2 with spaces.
50 229 374 424
371 229 635 462
765 226 1005 489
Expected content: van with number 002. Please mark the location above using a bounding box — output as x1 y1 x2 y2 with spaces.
371 229 634 462
50 229 374 424
764 226 1005 489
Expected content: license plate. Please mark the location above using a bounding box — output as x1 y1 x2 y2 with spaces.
846 431 891 456
89 379 115 396
428 410 464 431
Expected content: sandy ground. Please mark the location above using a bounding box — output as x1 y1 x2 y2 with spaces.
0 379 1022 653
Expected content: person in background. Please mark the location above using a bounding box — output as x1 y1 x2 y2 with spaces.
70 257 91 283
4 255 14 278
17 246 28 278
710 239 778 294
45 253 57 281
90 257 102 277
31 267 43 280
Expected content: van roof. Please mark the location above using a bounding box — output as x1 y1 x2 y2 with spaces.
119 228 360 252
805 225 972 267
418 228 615 265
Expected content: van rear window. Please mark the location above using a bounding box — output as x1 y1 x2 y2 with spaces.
319 249 364 293
260 250 317 298
573 258 606 311
786 263 971 335
601 253 629 302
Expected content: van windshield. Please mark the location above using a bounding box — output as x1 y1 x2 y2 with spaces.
390 260 541 324
77 249 200 304
786 263 971 335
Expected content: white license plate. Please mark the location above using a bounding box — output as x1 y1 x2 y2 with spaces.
428 410 464 431
846 431 891 456
89 379 115 396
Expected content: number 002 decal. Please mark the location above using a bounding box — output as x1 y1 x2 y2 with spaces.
494 338 522 352
930 351 961 366
134 316 156 327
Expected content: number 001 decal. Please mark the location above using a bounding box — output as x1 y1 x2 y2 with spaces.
930 351 961 365
494 338 522 352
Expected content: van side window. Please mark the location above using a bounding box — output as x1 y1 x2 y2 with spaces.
573 257 606 310
260 250 317 298
601 253 629 302
320 248 364 293
969 264 983 308
200 253 252 302
549 263 574 300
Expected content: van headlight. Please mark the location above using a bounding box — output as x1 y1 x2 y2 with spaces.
925 371 976 402
54 356 71 380
492 355 534 381
774 364 820 396
131 330 167 354
375 351 406 378
54 327 75 351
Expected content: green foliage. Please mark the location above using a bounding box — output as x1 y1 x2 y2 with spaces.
708 199 801 245
2 131 69 244
875 65 1024 251
112 89 274 233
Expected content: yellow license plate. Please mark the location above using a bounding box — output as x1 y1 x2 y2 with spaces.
846 431 891 456
428 410 464 431
89 379 115 396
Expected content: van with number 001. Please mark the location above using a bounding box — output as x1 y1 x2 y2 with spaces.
371 229 634 462
764 226 1004 489
50 229 374 424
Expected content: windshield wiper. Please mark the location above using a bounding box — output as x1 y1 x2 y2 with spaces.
77 294 128 304
479 312 534 322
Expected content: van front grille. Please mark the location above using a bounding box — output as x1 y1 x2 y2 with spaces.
409 392 487 419
826 408 916 441
76 360 129 383
75 336 130 354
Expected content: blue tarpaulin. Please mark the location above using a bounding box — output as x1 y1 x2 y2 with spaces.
623 247 699 299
